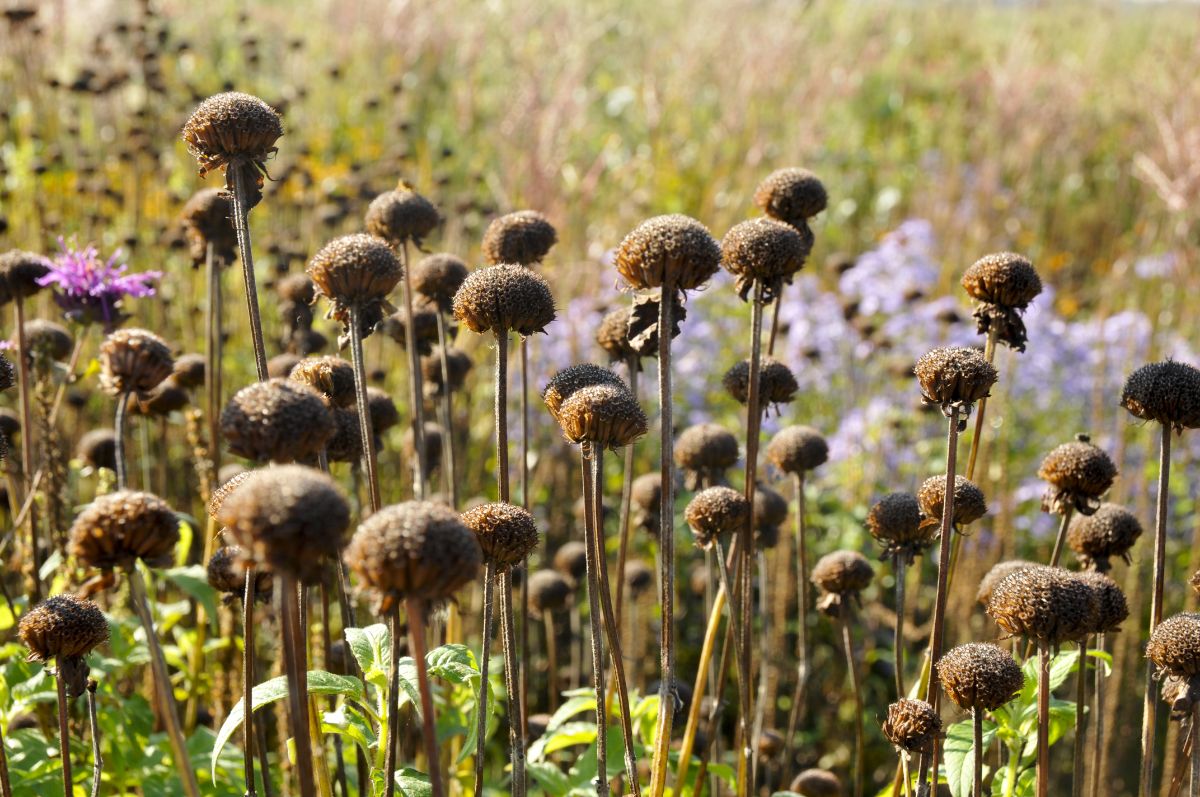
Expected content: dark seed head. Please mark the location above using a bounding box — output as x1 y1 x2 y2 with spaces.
1076 571 1128 634
402 422 443 473
754 168 828 226
220 378 335 463
421 347 473 397
542 364 624 421
180 188 237 266
528 569 572 615
976 559 1037 606
171 353 207 390
367 387 401 433
596 305 638 364
411 253 469 312
867 492 932 562
962 252 1041 309
722 356 798 410
614 214 721 292
0 353 13 392
674 423 739 490
1121 361 1200 432
22 319 73 361
881 698 942 754
1038 437 1117 515
289 355 357 408
917 475 987 530
18 594 108 662
452 264 555 336
914 346 997 415
68 490 180 570
206 545 272 601
812 550 873 598
986 565 1098 644
482 210 557 266
268 353 303 379
685 486 750 549
765 425 829 474
461 502 539 570
208 470 253 520
277 273 315 305
1147 613 1200 679
77 428 117 471
364 187 440 247
632 472 662 534
130 378 190 416
753 483 788 549
1067 502 1142 572
380 303 440 355
553 541 588 585
181 92 283 178
556 383 647 449
936 642 1024 711
789 768 842 797
0 249 51 300
720 217 810 301
99 328 174 397
307 234 402 334
624 560 655 598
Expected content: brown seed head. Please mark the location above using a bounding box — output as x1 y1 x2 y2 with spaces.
206 545 272 601
482 210 557 266
596 304 638 364
1148 613 1200 679
918 475 987 530
344 501 482 610
625 292 684 358
1066 502 1142 572
1121 361 1200 432
685 486 750 548
722 356 798 410
77 428 117 471
0 249 50 300
402 422 444 473
0 353 13 392
182 92 282 178
632 472 662 534
556 383 647 449
421 346 472 397
674 423 739 490
986 565 1098 644
528 569 572 615
867 492 932 562
720 217 810 302
753 168 828 226
789 768 842 797
1076 571 1128 634
364 188 440 247
765 425 829 474
553 541 588 585
542 364 624 421
976 559 1037 606
753 483 788 549
380 303 440 355
307 234 402 334
277 273 315 304
367 387 401 433
624 560 655 598
289 355 356 408
936 642 1024 711
325 406 365 463
613 214 721 291
914 346 997 415
268 353 303 379
812 550 873 598
18 594 108 662
208 470 253 520
131 378 190 416
881 698 942 754
180 188 237 265
461 502 539 569
68 490 180 570
99 328 174 397
1037 437 1117 515
962 252 1042 309
219 465 350 584
220 378 335 463
411 253 469 312
171 353 206 390
452 264 555 336
22 319 73 361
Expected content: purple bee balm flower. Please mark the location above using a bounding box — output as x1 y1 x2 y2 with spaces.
38 238 162 329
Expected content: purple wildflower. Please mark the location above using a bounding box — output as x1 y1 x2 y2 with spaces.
39 238 161 329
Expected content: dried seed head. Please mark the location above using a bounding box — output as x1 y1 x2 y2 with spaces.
68 490 180 570
22 319 73 361
765 425 829 474
182 92 282 178
961 252 1042 351
685 486 750 548
206 545 272 601
77 428 117 471
720 217 811 302
0 353 13 392
220 378 335 463
171 353 206 390
1066 501 1142 572
1037 437 1117 515
0 250 51 300
867 492 933 562
624 560 655 598
632 472 663 534
307 234 402 336
277 273 315 305
461 502 540 569
1076 571 1128 634
674 423 739 490
596 305 638 364
482 211 557 266
364 188 440 247
380 303 440 355
411 253 469 312
1148 613 1200 679
219 465 350 584
289 355 357 408
325 406 365 463
542 364 624 421
914 346 997 416
452 264 556 336
131 378 190 416
722 357 798 410
180 188 237 266
367 387 401 433
918 475 987 530
976 559 1037 606
789 768 843 797
208 470 253 520
421 346 473 397
344 501 482 610
99 328 174 397
753 483 788 549
551 541 586 586
753 168 828 226
812 550 873 601
18 594 108 662
936 642 1024 711
402 422 444 473
528 569 572 615
268 353 303 379
881 699 942 754
1121 361 1200 432
556 383 647 449
986 565 1098 644
626 292 684 358
614 214 722 291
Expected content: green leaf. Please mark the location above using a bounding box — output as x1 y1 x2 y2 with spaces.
540 721 597 757
1087 648 1114 675
528 760 573 795
321 704 378 758
211 670 363 782
547 694 597 731
162 565 221 631
943 717 996 797
346 624 391 688
393 766 432 797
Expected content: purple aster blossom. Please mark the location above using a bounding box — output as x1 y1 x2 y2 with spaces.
838 219 939 317
39 238 161 329
1132 253 1179 280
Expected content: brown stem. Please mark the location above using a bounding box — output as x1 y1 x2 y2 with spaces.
397 242 428 499
612 356 639 629
693 612 737 795
784 471 809 763
473 562 496 797
113 391 130 491
383 607 402 797
229 163 269 382
1073 636 1088 797
581 449 610 797
1142 423 1172 797
205 241 223 485
499 571 525 797
1037 642 1051 797
1191 704 1200 797
1090 632 1107 797
894 554 907 698
86 680 101 797
840 612 864 797
55 662 73 797
347 304 381 514
973 709 984 797
495 332 510 502
750 549 770 789
12 297 41 600
243 569 259 797
433 312 458 507
406 599 444 797
279 574 316 797
1048 508 1074 568
964 329 996 483
544 611 559 711
712 535 750 796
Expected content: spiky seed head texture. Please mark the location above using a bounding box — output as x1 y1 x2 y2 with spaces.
812 550 873 596
452 264 556 336
23 319 73 361
0 250 51 301
722 356 798 409
307 233 402 309
411 253 469 312
674 422 739 489
914 346 997 412
364 188 440 247
77 428 117 471
18 594 108 662
171 353 207 390
277 272 315 304
1121 361 1200 432
766 425 829 474
1147 613 1200 679
99 328 174 397
789 768 843 797
181 92 283 178
206 545 273 600
482 210 557 266
918 474 987 529
208 470 253 520
542 364 624 421
1037 437 1117 515
720 216 810 301
936 642 1024 711
1076 571 1129 634
685 486 750 548
976 559 1037 606
421 347 473 397
613 214 721 291
367 387 401 432
881 699 943 754
867 492 933 561
753 168 828 226
0 353 13 392
986 565 1098 644
528 569 572 614
219 465 350 584
596 305 638 363
220 378 335 463
325 406 364 463
461 502 539 569
289 355 357 408
962 252 1042 308
68 490 180 570
344 501 481 610
180 188 237 265
1066 502 1142 572
556 383 647 449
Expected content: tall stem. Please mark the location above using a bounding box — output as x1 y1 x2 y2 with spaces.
205 242 223 491
347 305 381 514
1072 635 1089 797
648 287 676 797
86 680 101 797
1037 642 1050 797
243 570 259 797
1090 632 1107 797
1048 508 1075 568
964 329 996 483
517 336 531 754
406 600 444 797
397 242 428 499
473 563 496 797
674 585 727 791
13 296 41 600
113 391 129 491
580 445 610 797
784 471 809 762
55 665 72 797
543 612 559 710
693 616 736 795
495 333 510 502
499 571 525 797
894 554 907 698
712 535 750 797
840 613 864 797
1191 704 1200 797
230 163 269 382
433 313 458 507
1141 423 1172 797
750 549 770 789
973 709 984 797
612 357 639 628
278 575 316 797
923 407 960 794
128 567 202 797
383 607 403 797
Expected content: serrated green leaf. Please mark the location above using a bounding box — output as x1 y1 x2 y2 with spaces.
393 766 432 796
346 624 391 684
528 760 573 795
943 717 995 797
162 565 221 632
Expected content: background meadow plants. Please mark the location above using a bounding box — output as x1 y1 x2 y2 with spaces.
3 0 1200 795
